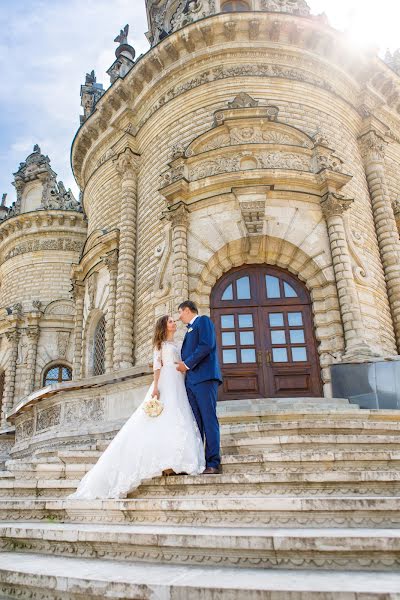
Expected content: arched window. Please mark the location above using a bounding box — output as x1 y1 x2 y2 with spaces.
222 0 250 12
93 315 106 376
43 365 72 386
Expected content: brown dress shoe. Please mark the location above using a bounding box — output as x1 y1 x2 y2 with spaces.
202 467 220 474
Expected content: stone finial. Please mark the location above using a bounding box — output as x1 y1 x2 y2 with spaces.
0 194 8 221
384 49 400 76
260 0 311 16
107 24 135 85
80 70 105 124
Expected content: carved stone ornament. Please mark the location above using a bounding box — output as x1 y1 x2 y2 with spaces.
228 93 259 109
114 148 138 178
32 300 42 312
12 303 23 318
359 130 387 162
149 0 216 46
5 329 20 344
154 225 172 299
239 200 266 235
4 238 84 262
260 0 311 17
26 326 40 342
103 249 119 273
57 331 70 358
6 146 82 221
320 193 354 219
87 272 98 310
165 203 190 228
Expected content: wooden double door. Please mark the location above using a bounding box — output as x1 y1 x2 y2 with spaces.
211 265 322 400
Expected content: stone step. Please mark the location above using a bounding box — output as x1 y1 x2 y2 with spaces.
1 522 400 571
6 448 400 481
222 434 400 453
0 496 399 528
2 470 400 499
0 552 399 599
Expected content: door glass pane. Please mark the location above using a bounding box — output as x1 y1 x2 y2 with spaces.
238 314 253 328
239 331 254 345
222 332 236 346
271 330 286 345
283 282 298 298
292 347 307 362
266 275 281 298
288 312 303 326
241 349 256 363
221 315 234 328
223 349 237 363
236 276 251 299
221 284 233 300
272 348 288 362
290 329 305 344
269 313 284 327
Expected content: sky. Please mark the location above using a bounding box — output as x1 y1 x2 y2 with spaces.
0 0 399 205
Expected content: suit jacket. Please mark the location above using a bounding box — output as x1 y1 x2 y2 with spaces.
181 315 222 385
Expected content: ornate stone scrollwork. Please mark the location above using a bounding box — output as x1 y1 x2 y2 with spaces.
154 226 173 299
260 0 311 16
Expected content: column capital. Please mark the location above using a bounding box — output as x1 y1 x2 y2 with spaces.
358 130 387 162
26 326 40 342
165 203 190 228
320 193 353 219
114 148 139 179
102 249 119 273
5 329 20 344
71 279 85 301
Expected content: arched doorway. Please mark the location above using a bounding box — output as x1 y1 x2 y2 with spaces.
211 265 323 400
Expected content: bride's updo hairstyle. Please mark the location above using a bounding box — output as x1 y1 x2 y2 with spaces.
153 315 169 350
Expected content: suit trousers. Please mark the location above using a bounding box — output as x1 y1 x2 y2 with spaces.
186 379 220 469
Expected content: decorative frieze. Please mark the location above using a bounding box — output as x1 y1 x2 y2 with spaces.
4 238 83 262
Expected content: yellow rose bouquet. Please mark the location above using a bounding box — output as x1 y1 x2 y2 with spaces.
143 395 164 417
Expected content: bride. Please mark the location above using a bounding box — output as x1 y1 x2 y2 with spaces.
69 315 205 499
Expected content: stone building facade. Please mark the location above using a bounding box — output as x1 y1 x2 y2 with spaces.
3 0 400 454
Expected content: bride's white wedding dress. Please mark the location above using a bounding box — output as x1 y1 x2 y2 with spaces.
69 341 205 499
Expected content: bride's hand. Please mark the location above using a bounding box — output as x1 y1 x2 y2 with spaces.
153 387 160 399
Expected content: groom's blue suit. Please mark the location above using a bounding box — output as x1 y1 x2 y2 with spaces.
181 315 222 469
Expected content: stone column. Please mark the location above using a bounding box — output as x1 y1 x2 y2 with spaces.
166 203 190 307
72 280 85 380
320 193 373 359
1 329 20 428
103 249 118 373
360 130 400 351
113 148 139 370
24 326 40 396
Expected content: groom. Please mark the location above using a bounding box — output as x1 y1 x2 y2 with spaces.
176 301 222 474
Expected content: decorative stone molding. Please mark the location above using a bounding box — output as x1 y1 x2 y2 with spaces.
87 272 98 311
3 238 84 262
320 192 353 219
57 332 71 359
24 326 40 396
71 280 85 381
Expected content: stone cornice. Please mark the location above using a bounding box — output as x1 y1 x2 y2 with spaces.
71 11 400 187
0 210 87 246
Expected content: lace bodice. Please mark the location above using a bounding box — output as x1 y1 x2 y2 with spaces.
153 341 181 370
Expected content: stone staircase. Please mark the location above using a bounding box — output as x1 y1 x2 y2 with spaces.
1 398 400 598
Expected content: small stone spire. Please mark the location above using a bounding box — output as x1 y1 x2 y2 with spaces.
384 49 400 76
80 70 105 124
107 24 136 85
0 193 8 220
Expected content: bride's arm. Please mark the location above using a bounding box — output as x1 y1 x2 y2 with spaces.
153 347 162 399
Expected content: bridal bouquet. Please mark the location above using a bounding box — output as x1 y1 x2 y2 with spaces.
143 395 164 417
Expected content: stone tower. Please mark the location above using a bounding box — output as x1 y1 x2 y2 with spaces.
0 146 86 427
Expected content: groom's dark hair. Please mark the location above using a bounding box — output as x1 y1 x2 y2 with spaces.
178 300 199 314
